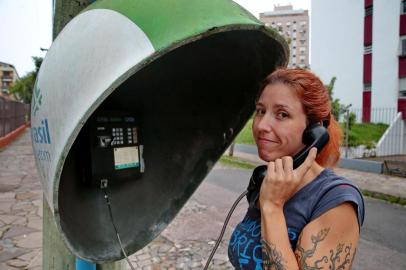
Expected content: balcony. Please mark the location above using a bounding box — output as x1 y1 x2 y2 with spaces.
1 76 13 82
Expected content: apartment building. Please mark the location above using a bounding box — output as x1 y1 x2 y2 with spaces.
0 62 19 99
312 0 406 123
259 5 309 69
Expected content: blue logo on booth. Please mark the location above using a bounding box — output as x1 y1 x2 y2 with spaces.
31 118 51 144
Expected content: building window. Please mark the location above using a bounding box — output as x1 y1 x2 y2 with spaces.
400 37 406 56
400 78 406 97
365 6 373 16
364 45 372 54
363 83 371 92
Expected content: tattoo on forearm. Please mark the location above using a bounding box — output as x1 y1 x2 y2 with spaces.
295 228 357 270
261 239 287 270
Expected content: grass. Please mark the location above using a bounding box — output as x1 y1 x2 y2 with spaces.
234 119 388 148
235 119 254 145
362 190 406 206
344 123 388 148
219 156 256 170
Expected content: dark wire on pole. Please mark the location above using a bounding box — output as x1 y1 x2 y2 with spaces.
203 190 248 270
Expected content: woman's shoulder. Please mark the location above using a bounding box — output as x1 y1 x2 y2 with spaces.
310 168 365 227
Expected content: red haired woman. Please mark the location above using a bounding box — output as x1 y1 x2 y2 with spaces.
228 69 364 270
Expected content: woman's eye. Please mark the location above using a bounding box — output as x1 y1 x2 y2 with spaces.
277 111 289 119
255 108 265 116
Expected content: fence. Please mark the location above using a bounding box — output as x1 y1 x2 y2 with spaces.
341 107 405 160
347 107 398 125
0 96 29 138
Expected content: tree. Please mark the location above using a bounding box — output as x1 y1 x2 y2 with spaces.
9 56 43 104
325 76 346 121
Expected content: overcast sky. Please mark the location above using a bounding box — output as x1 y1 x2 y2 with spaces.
0 0 310 77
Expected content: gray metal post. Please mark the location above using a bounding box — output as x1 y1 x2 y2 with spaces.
344 104 352 159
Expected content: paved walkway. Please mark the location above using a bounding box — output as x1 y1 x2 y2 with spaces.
1 130 405 269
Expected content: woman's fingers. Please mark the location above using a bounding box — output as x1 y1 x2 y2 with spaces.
296 147 317 177
282 156 293 175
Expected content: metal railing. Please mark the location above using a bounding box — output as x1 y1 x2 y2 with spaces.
347 107 398 125
341 107 405 160
0 96 28 138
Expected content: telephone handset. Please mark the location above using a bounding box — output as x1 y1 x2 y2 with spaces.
247 123 330 208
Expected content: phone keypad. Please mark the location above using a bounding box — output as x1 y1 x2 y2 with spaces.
111 128 124 146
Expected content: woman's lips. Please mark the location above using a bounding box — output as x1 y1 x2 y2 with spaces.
257 138 278 145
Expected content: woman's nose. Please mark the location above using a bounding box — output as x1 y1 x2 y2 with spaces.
257 114 273 132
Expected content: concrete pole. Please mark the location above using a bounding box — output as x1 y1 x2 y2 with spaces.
42 1 125 269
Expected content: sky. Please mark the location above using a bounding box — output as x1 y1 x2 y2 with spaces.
0 0 310 77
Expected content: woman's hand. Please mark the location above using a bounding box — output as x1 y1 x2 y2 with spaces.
259 147 317 210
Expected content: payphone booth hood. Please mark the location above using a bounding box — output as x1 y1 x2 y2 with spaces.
31 0 288 263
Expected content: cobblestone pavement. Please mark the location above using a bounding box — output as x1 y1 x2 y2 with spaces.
128 237 233 270
0 130 234 269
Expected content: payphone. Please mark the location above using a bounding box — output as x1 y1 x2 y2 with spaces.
86 112 144 187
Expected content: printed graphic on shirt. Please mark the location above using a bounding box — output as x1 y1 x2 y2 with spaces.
229 218 299 270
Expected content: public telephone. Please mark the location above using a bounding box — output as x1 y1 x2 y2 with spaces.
86 111 145 186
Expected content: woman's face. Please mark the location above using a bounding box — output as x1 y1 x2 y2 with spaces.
252 83 308 162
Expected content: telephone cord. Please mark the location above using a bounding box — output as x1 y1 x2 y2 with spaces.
203 189 248 270
102 186 136 270
103 182 248 270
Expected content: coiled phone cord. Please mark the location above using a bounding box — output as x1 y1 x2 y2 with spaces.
203 189 248 270
101 181 136 270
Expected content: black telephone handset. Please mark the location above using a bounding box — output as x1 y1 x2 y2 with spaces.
247 123 330 208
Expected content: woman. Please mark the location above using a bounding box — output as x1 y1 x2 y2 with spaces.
228 68 365 270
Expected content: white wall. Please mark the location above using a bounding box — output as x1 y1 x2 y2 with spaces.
371 0 400 114
311 0 363 109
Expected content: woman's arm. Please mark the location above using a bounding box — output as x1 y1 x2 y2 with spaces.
260 202 359 270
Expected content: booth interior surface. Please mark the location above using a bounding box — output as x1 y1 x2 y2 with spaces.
57 28 286 262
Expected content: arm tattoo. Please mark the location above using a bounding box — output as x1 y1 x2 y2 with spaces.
261 239 287 270
295 228 357 270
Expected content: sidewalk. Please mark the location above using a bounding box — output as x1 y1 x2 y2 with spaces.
232 147 406 202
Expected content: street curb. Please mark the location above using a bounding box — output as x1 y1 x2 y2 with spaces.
0 124 28 149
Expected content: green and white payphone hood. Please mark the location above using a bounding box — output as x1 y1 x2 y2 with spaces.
31 0 288 262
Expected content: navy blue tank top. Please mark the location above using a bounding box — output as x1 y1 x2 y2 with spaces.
228 168 365 270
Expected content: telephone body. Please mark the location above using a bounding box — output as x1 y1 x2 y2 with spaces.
86 111 144 186
247 123 329 208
